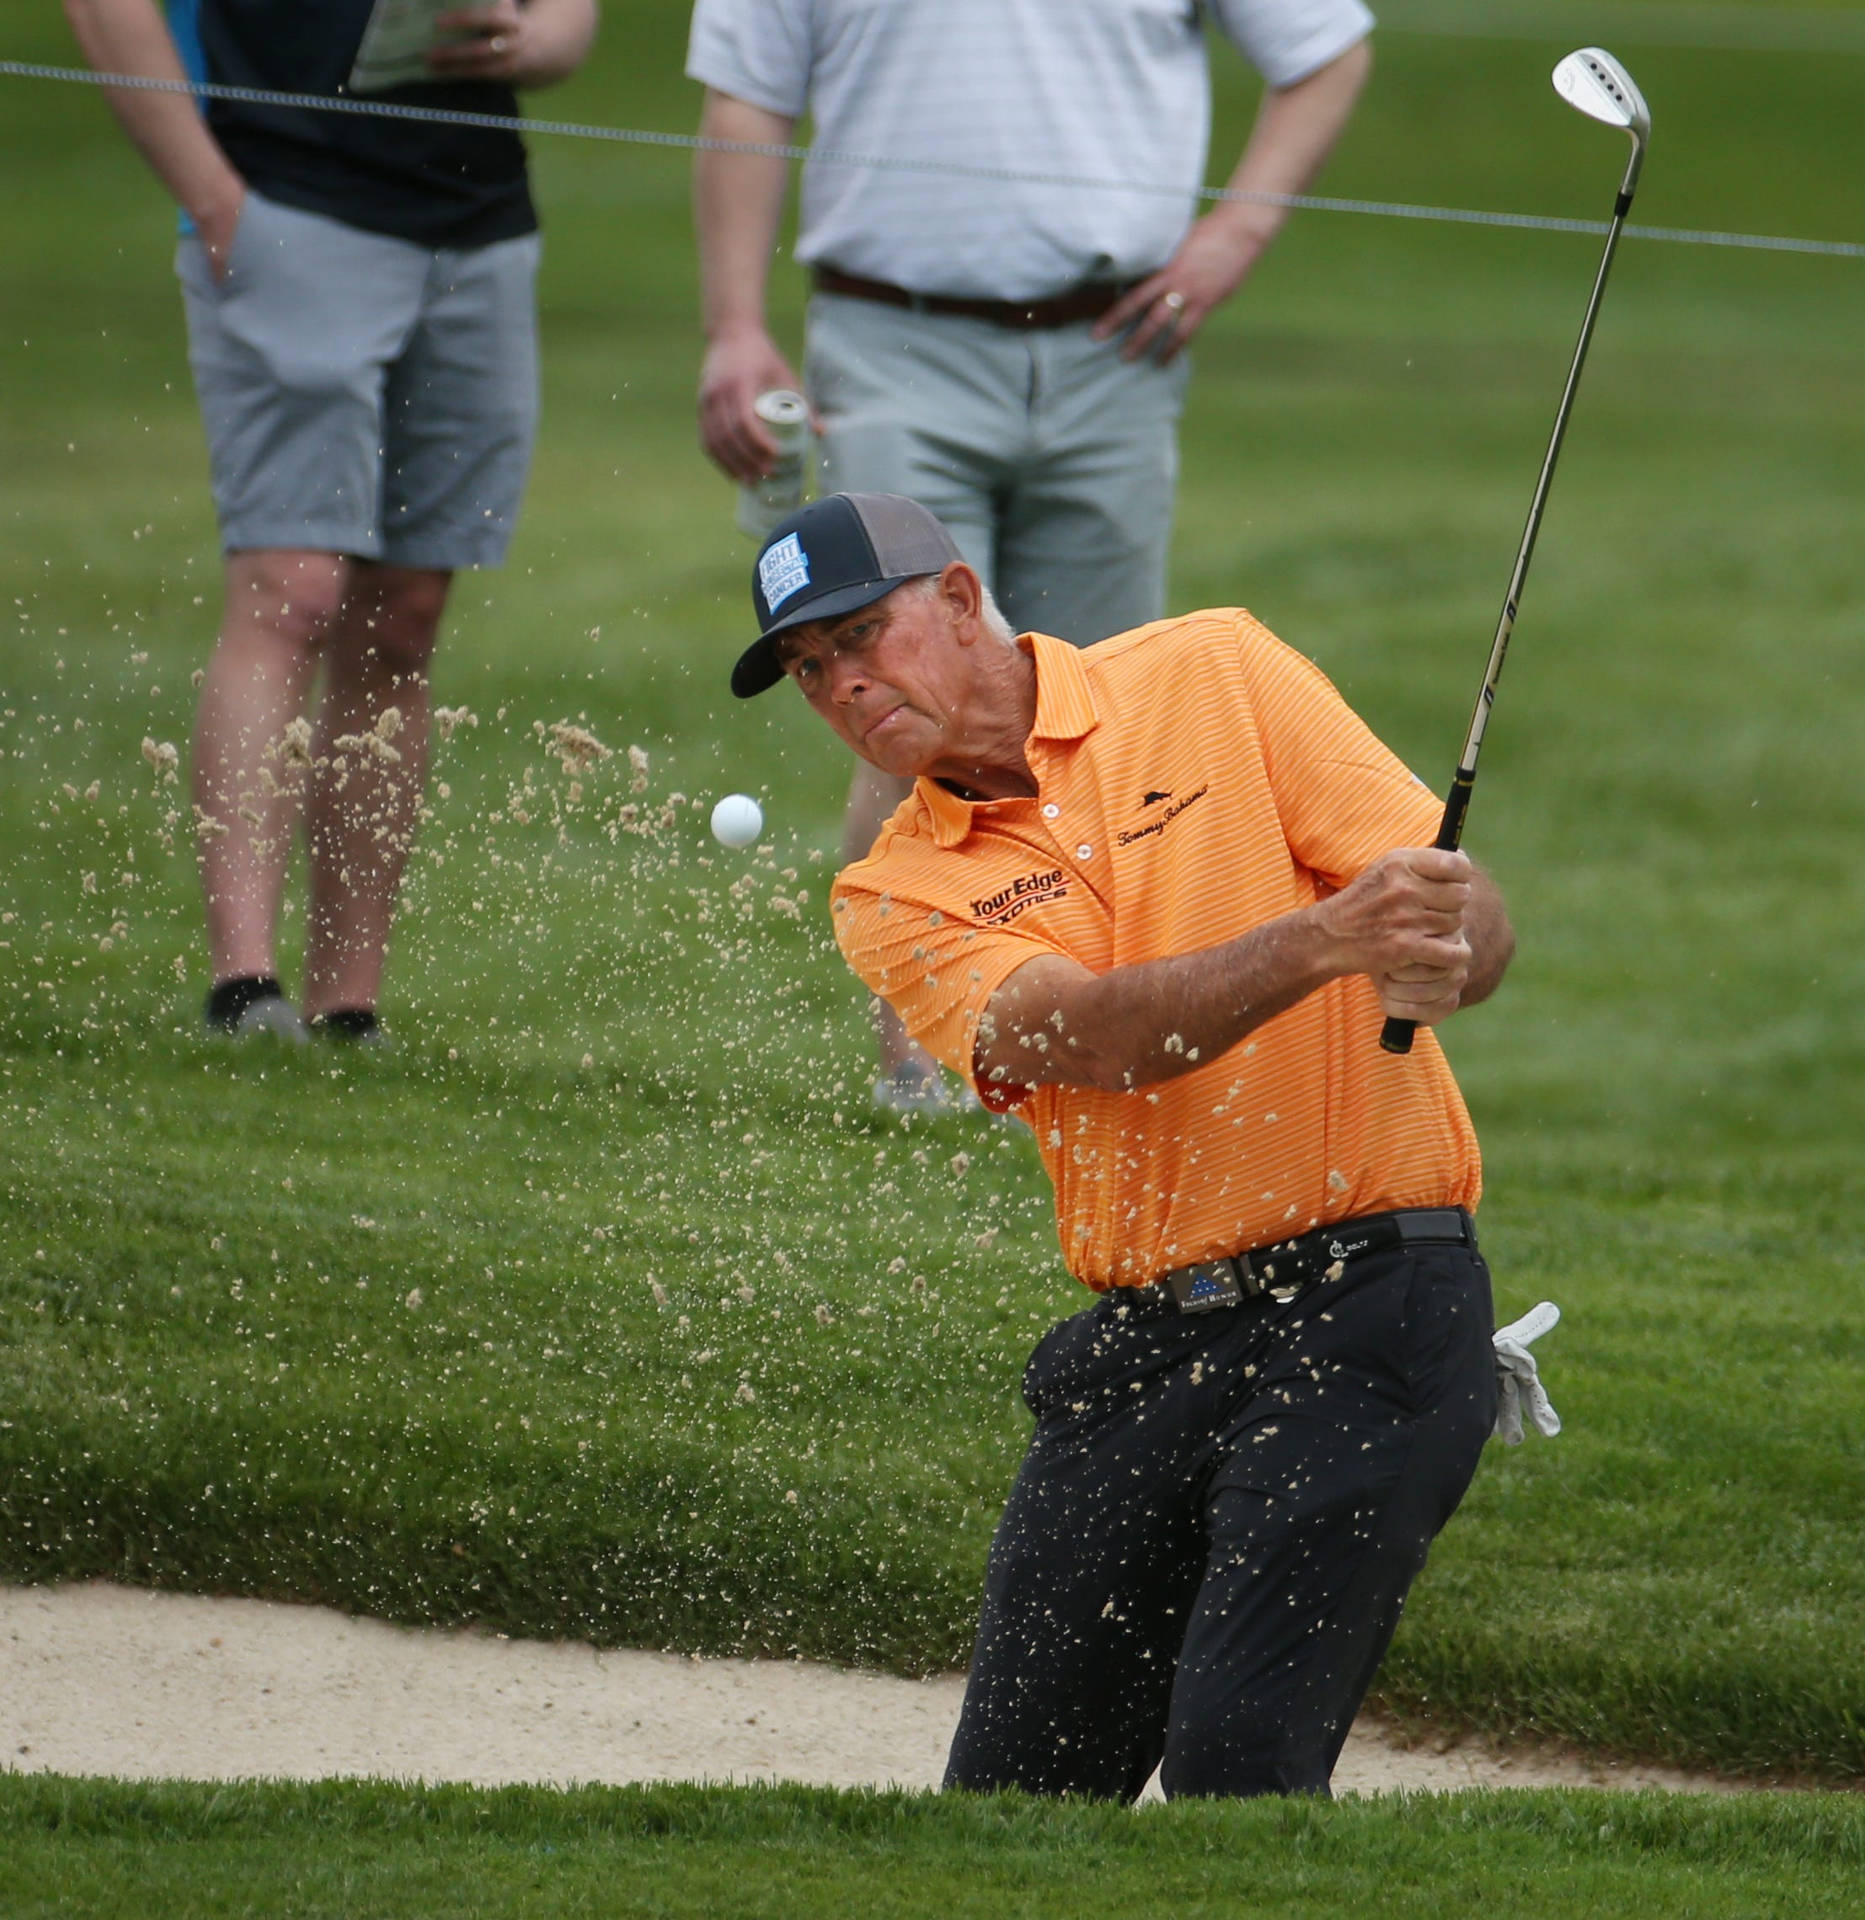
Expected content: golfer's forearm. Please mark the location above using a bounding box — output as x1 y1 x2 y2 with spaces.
514 0 599 88
980 910 1342 1094
1454 868 1514 1008
64 0 243 222
695 92 794 341
1092 914 1337 1085
1205 37 1371 251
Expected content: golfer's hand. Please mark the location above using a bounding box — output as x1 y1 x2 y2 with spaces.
1492 1301 1563 1444
1317 847 1474 1026
1373 957 1468 1028
699 328 810 483
1093 213 1269 365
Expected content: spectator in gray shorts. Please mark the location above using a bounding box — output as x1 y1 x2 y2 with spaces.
64 0 598 1040
688 0 1372 1111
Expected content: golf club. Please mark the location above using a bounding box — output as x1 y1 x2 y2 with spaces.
1381 48 1650 1055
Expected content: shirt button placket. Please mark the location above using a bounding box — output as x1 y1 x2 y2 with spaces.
1040 795 1091 863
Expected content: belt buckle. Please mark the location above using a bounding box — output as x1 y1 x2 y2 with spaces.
1167 1259 1244 1314
1246 1243 1307 1303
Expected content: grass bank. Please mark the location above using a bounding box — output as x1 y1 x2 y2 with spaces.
4 1777 1865 1919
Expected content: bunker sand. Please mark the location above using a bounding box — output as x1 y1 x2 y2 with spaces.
1 1582 1738 1796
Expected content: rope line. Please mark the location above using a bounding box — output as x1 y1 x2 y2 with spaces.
6 59 1862 263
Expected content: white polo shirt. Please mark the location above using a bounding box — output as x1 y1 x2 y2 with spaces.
686 0 1374 301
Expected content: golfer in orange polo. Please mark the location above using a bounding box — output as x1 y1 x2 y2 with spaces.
733 493 1516 1800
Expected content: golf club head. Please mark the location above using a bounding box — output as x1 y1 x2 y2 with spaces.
1552 47 1650 191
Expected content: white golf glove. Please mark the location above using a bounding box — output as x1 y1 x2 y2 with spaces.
1492 1300 1562 1444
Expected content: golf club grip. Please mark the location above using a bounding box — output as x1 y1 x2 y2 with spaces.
1379 1013 1418 1055
1379 783 1473 1056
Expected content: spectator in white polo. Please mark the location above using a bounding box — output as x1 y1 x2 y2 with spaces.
688 0 1373 1111
64 0 598 1041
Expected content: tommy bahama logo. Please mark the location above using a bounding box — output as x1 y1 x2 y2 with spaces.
1116 782 1209 848
971 867 1068 926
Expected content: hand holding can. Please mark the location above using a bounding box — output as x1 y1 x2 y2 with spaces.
735 390 814 541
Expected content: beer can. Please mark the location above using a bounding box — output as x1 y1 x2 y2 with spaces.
735 390 814 541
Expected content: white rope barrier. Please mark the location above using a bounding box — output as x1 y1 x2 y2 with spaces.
5 59 1861 263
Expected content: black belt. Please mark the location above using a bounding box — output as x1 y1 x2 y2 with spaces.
813 266 1140 331
1160 1208 1475 1315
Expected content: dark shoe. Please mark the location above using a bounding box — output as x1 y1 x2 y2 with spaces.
308 1008 388 1048
204 977 306 1043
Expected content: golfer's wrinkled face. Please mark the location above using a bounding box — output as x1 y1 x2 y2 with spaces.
774 578 967 779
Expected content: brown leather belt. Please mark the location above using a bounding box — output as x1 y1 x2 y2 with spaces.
1162 1208 1476 1314
813 266 1139 331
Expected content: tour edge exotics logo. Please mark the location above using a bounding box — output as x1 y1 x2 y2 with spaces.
971 868 1068 926
1117 782 1209 848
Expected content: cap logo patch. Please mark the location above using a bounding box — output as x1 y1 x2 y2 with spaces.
759 533 811 611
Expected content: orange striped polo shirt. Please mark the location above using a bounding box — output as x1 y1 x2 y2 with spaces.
831 612 1482 1292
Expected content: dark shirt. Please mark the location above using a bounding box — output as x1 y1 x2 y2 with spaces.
175 0 537 248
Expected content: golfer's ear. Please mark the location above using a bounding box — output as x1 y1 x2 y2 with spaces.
940 561 985 631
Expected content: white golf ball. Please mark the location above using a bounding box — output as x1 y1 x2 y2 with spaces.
710 793 764 849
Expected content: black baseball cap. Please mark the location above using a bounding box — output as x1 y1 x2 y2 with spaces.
733 492 964 698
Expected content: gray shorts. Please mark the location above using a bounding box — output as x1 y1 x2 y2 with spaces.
806 291 1190 645
176 191 540 569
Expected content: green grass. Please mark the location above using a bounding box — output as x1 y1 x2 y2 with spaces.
4 1777 1865 1918
4 0 1865 1794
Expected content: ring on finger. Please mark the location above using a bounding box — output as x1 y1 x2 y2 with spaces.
1160 290 1187 315
490 34 508 52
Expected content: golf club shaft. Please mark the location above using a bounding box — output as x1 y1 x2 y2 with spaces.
1379 161 1640 1057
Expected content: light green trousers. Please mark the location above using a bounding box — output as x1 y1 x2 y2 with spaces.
806 290 1190 646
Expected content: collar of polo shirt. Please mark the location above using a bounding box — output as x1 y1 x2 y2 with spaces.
920 635 1103 847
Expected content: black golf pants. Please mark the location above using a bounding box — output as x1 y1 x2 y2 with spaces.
943 1237 1497 1801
